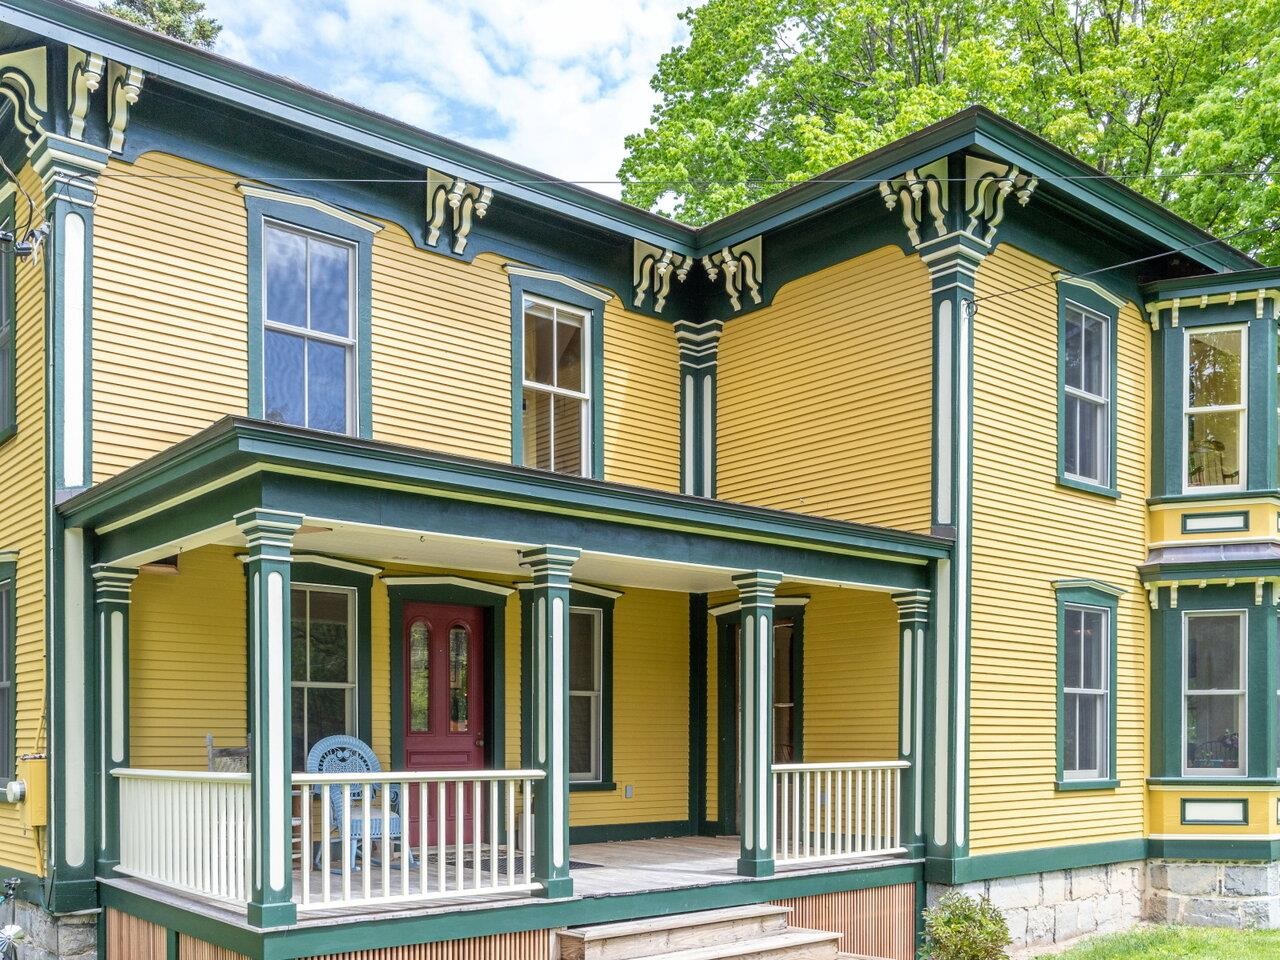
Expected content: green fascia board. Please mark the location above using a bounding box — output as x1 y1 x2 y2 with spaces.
61 418 952 567
1144 266 1280 300
1139 559 1280 582
936 838 1148 884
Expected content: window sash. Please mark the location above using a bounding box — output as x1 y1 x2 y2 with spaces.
1063 305 1110 486
1183 611 1247 776
1062 604 1109 780
0 579 12 780
1184 325 1247 491
291 584 358 765
569 606 602 782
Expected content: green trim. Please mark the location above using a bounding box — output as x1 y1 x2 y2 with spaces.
1148 837 1280 860
688 594 708 834
0 558 14 782
569 781 616 793
243 194 375 440
1054 582 1120 791
1148 776 1280 785
1180 510 1251 534
1146 266 1280 299
1179 796 1249 825
1056 284 1120 499
507 274 607 480
165 926 179 960
938 838 1147 884
569 820 693 843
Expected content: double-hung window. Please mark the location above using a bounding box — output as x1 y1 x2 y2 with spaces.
1184 611 1246 776
1186 326 1246 490
291 584 357 769
1062 604 1109 780
263 222 356 435
1063 304 1110 486
569 607 603 782
0 568 12 781
522 297 589 476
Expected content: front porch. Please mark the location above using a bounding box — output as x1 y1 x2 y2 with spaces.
60 418 947 929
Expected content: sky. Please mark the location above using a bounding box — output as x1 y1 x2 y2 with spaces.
195 0 696 200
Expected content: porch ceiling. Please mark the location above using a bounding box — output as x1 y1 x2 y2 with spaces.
60 417 950 593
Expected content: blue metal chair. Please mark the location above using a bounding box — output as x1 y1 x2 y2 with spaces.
306 735 415 870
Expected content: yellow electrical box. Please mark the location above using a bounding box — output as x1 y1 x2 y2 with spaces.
16 756 47 829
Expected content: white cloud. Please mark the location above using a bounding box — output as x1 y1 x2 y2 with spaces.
200 0 694 199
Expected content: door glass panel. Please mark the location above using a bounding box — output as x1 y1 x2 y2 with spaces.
449 625 470 732
408 619 430 733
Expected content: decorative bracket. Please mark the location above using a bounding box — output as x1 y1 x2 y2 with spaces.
963 156 1037 245
106 62 144 153
426 168 492 255
0 46 49 146
67 48 106 142
701 235 762 312
878 158 949 248
633 240 692 313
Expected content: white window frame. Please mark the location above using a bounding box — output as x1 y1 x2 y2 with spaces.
1182 609 1247 778
1062 603 1109 781
568 606 602 783
521 294 591 476
1184 324 1247 493
1063 302 1111 487
291 583 359 760
262 219 358 436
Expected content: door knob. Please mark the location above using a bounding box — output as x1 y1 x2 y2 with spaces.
475 737 485 747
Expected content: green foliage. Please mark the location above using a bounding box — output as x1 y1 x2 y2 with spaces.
99 0 221 49
921 892 1012 960
1036 924 1280 959
621 0 1280 262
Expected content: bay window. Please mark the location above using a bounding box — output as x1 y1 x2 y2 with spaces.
1185 326 1246 490
1184 611 1246 776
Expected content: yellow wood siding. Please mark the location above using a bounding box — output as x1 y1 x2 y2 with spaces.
92 152 249 482
0 164 48 873
601 302 680 490
969 243 1149 854
1147 787 1280 837
716 245 933 532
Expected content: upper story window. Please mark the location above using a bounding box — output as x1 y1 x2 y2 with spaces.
263 223 356 435
1184 610 1246 776
1063 304 1111 487
1186 326 1246 491
522 297 590 476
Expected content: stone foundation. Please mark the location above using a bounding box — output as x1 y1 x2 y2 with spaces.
1146 860 1280 929
929 860 1145 955
7 899 97 960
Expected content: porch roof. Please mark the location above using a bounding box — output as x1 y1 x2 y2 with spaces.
59 417 948 593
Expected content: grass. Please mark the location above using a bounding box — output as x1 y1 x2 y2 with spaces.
1036 925 1280 959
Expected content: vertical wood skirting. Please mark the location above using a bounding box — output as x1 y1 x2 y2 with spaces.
309 929 555 960
105 909 165 960
179 934 252 960
773 883 916 960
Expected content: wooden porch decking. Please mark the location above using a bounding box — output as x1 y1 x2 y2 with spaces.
105 836 910 930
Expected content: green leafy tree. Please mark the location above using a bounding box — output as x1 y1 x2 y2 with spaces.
621 0 1280 262
99 0 221 49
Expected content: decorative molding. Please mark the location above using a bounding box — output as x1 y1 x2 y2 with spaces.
0 46 48 143
878 158 949 248
1144 288 1280 331
503 264 613 303
236 182 384 233
708 596 808 618
1051 578 1127 598
106 61 144 154
426 167 492 254
633 240 692 312
67 48 105 142
701 236 762 312
1056 274 1126 309
515 581 623 600
381 575 514 596
878 155 1036 250
963 156 1037 244
673 319 724 369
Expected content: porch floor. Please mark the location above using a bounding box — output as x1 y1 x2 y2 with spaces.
105 836 910 930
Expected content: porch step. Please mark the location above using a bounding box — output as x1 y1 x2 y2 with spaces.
636 929 843 960
558 905 792 960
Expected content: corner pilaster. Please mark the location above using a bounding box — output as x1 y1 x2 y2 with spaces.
92 564 136 875
892 588 930 859
674 320 724 498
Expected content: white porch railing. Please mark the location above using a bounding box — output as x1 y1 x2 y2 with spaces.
773 761 908 865
115 769 252 902
292 769 544 910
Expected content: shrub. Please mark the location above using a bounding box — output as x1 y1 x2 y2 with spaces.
921 892 1013 960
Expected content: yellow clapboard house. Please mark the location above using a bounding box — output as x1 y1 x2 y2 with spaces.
0 4 1275 960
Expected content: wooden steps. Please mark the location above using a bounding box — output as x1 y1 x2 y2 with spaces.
558 904 845 960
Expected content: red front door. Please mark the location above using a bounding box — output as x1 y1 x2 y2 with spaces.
402 602 486 845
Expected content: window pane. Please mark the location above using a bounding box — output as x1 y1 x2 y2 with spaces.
774 622 793 705
1064 313 1082 391
553 395 584 475
1186 694 1241 770
264 330 305 427
557 318 583 392
449 625 469 733
408 619 430 733
1064 691 1079 770
1187 411 1241 487
292 688 306 769
1080 610 1105 691
1076 692 1100 773
524 302 555 386
1187 615 1242 690
1188 328 1243 408
307 339 349 433
1082 316 1105 397
307 687 350 753
523 388 552 469
290 588 307 682
308 590 349 683
265 226 307 329
1064 394 1079 477
1076 397 1100 481
569 693 594 777
308 239 351 336
1064 608 1082 688
569 611 596 692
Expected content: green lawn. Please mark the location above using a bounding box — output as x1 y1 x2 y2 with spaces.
1037 925 1280 959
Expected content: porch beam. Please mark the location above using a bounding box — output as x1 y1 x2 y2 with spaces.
519 545 580 898
236 508 303 927
92 564 136 876
892 588 930 858
734 570 783 877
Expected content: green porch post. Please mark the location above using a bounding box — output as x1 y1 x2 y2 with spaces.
93 564 136 876
892 588 930 859
519 545 580 899
734 570 783 877
236 509 303 927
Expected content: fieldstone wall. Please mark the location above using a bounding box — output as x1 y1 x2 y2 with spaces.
8 899 97 960
1146 860 1280 929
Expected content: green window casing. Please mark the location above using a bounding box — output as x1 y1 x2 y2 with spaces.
0 556 15 782
1055 580 1121 791
1057 282 1120 498
0 193 16 446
